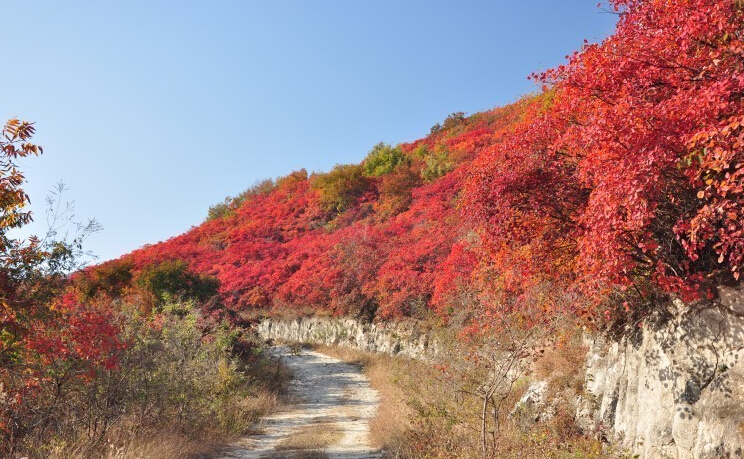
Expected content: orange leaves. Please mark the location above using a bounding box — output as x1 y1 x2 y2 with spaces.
463 95 587 314
0 119 42 237
1 118 41 158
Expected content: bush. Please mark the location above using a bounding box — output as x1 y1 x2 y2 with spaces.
12 304 289 459
134 260 219 306
75 259 133 300
206 199 232 221
430 112 466 134
207 178 276 221
442 112 466 131
420 145 454 182
375 166 421 216
311 164 372 214
363 320 618 459
275 168 308 189
362 143 409 177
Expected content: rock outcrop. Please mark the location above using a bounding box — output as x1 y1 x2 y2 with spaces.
578 287 744 459
255 316 440 360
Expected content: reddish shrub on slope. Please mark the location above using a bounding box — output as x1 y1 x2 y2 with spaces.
550 0 744 299
96 103 525 322
466 0 744 312
372 171 464 318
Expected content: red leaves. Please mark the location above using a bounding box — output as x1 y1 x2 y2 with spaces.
23 294 123 373
466 0 744 309
680 115 744 282
556 0 744 297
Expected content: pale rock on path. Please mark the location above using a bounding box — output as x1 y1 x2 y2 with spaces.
219 347 383 459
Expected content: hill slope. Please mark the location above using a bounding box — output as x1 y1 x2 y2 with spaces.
90 101 529 322
80 0 744 330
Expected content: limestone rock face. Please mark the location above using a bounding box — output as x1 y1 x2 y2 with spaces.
578 298 744 459
255 316 440 360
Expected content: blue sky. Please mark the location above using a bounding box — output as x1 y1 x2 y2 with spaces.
2 1 617 262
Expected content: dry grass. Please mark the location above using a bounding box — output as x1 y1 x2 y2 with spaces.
41 390 285 459
40 357 292 459
102 434 216 459
260 451 329 459
275 418 344 451
43 428 221 459
531 330 591 439
309 338 626 459
220 391 285 435
534 332 588 395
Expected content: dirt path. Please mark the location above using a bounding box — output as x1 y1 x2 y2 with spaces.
219 346 382 459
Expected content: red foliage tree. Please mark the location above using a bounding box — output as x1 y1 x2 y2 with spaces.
467 0 744 313
0 120 123 451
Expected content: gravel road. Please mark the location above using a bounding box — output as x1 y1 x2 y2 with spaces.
219 346 383 459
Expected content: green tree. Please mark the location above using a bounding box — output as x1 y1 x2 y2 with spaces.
135 259 220 306
312 164 372 214
362 142 408 177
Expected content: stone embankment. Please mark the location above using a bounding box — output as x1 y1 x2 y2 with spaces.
255 316 440 360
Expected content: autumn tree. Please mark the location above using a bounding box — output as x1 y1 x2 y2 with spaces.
546 0 744 300
465 0 744 317
0 119 42 310
0 120 122 454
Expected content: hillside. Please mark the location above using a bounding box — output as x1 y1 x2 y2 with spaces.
4 1 744 457
73 2 744 332
84 101 528 323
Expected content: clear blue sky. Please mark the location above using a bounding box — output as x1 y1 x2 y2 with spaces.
2 1 617 262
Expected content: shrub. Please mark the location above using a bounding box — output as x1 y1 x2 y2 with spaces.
319 322 617 459
430 112 467 134
206 199 232 221
14 303 288 459
311 164 372 214
362 143 409 177
275 168 308 189
375 165 421 217
75 259 133 300
420 145 454 182
207 178 276 221
442 111 466 131
134 260 219 306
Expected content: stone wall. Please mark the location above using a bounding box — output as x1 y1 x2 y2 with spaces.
254 316 440 360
